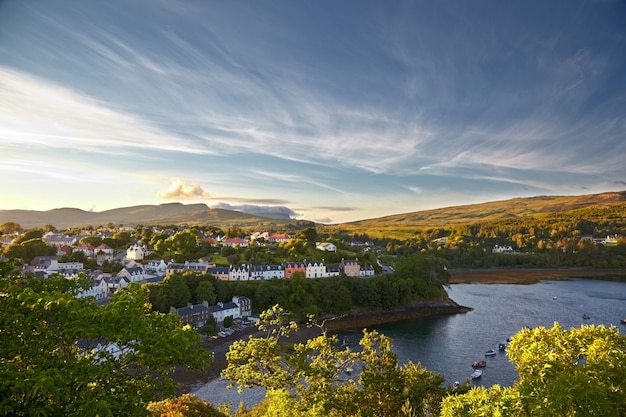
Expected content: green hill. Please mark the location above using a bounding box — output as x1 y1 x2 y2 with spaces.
322 191 626 239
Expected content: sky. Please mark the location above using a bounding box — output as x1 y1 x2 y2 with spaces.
1 1 625 224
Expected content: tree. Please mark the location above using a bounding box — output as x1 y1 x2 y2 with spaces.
163 274 192 308
440 323 626 416
196 280 217 305
146 393 227 417
222 305 445 417
0 222 23 234
0 261 211 416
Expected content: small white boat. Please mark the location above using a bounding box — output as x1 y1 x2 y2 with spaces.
485 349 496 356
471 369 482 379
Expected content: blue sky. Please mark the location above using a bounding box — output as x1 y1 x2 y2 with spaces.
1 1 625 224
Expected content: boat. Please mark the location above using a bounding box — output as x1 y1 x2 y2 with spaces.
498 343 506 351
485 349 496 356
472 361 486 368
621 319 626 324
471 369 482 379
582 313 590 320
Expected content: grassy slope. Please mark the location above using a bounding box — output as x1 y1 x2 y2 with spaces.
321 191 626 239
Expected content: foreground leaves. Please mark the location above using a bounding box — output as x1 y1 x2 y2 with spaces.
0 261 211 416
441 323 626 416
222 305 445 417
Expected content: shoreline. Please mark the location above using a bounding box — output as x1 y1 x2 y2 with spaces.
448 267 626 284
175 268 626 392
174 297 470 392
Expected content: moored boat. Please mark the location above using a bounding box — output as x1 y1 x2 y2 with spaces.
471 369 482 379
498 343 506 351
472 360 486 368
485 349 496 356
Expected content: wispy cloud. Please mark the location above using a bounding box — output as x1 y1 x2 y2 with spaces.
0 67 213 157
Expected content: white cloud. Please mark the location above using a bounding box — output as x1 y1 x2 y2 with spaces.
158 177 210 200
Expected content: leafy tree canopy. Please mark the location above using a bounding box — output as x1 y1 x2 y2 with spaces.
222 305 445 416
0 260 211 416
441 323 626 416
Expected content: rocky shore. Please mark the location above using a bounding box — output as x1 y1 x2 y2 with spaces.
316 297 471 331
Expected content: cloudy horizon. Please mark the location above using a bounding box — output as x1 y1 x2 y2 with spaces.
1 1 625 223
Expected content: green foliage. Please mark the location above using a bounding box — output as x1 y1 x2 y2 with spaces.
147 252 446 320
222 306 445 417
441 323 626 416
0 261 211 416
0 221 23 234
3 237 57 263
146 393 228 417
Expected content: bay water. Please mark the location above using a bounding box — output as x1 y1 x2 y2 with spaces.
194 279 626 408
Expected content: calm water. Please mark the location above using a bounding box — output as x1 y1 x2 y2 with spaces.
343 279 626 388
194 279 626 408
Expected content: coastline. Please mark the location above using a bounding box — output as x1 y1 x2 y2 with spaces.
175 268 626 392
174 297 470 392
448 267 626 284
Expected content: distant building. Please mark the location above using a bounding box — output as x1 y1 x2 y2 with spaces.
339 259 360 277
316 242 337 252
126 244 147 261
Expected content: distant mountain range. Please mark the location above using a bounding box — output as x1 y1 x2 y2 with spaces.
1 191 625 230
0 203 301 229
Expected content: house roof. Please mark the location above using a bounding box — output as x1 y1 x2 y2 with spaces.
176 304 210 316
209 302 238 313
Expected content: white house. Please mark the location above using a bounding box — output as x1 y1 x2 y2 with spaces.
117 265 146 283
126 244 147 260
76 278 108 300
316 242 337 252
229 264 251 281
360 265 376 278
209 301 241 324
42 232 77 247
146 260 168 276
101 274 130 295
304 260 327 279
250 265 285 280
207 296 252 324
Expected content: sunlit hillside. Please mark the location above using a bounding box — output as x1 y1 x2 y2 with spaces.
321 191 626 239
